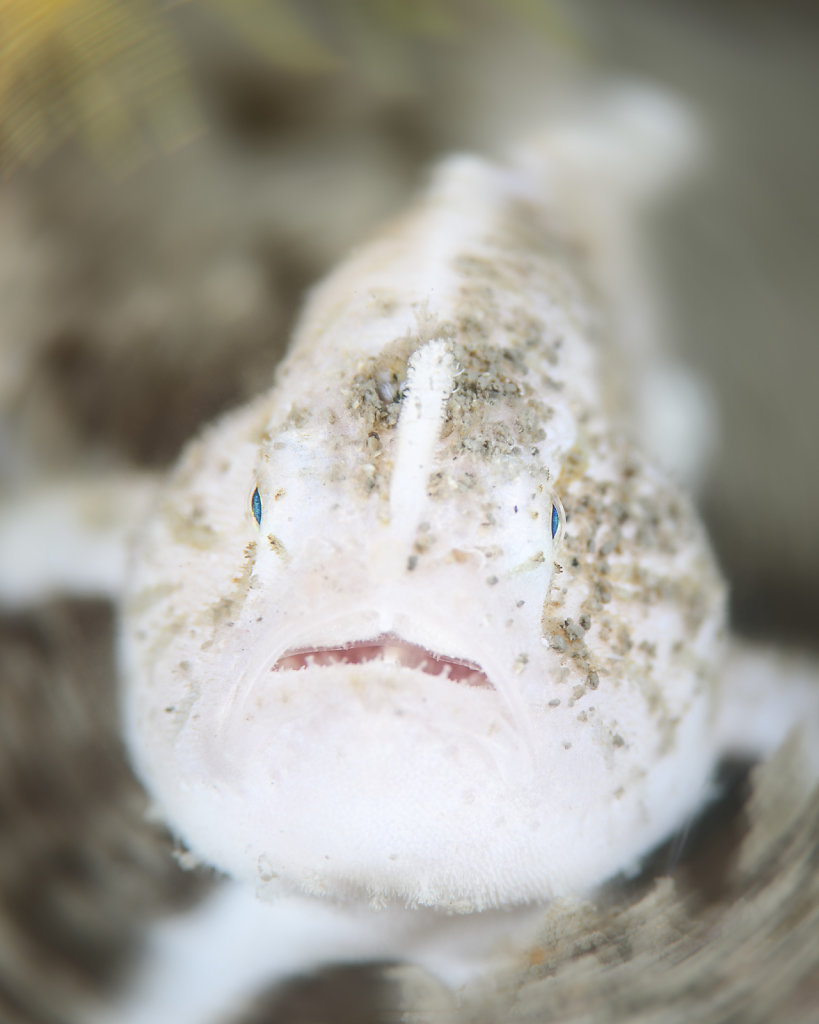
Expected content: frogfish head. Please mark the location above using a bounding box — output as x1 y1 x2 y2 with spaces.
121 159 727 911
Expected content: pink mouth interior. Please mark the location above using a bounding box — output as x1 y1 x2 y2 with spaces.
273 634 492 688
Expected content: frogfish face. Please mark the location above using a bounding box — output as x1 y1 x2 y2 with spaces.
121 335 726 912
121 155 727 911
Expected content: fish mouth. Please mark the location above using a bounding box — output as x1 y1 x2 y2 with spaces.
272 634 492 688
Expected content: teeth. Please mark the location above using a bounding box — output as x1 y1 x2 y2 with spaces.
382 644 402 665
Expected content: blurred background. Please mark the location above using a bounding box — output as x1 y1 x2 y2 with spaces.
0 1 817 1021
1 0 818 638
1 0 817 641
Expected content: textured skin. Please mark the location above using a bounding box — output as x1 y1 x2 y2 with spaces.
121 150 728 912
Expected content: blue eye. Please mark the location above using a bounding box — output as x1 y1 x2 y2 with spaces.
551 503 560 539
251 487 262 525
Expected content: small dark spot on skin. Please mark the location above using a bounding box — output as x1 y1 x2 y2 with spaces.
548 698 561 707
612 502 629 523
487 575 499 586
563 618 586 641
407 555 418 571
514 505 518 513
613 625 632 656
164 706 175 713
579 614 592 631
612 734 625 748
571 557 580 568
286 406 310 429
268 535 286 556
516 600 525 608
563 741 572 750
514 653 529 673
587 671 599 690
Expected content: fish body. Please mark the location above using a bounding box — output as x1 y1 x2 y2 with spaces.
121 144 727 912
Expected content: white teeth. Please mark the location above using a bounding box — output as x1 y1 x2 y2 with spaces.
382 645 402 665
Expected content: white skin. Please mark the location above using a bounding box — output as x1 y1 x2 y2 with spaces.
121 163 726 911
1 88 817 1024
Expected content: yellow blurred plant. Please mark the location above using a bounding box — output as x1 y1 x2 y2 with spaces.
0 0 205 173
0 0 572 174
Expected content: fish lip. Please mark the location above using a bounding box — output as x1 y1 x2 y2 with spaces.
272 632 493 688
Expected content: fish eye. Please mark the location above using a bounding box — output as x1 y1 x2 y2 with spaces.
551 497 565 542
251 487 262 525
